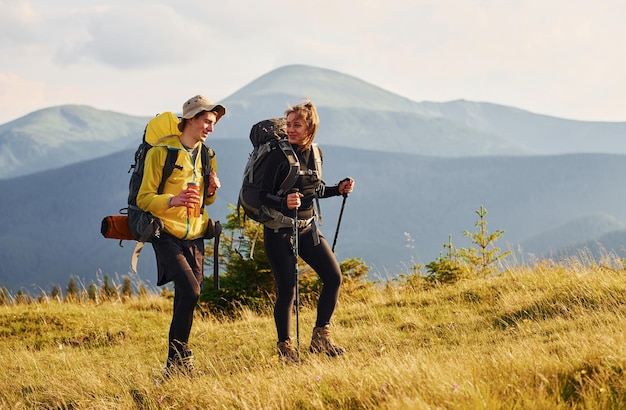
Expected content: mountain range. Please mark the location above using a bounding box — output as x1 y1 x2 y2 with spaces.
2 64 626 292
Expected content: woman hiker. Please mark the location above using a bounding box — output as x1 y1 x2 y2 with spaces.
260 99 355 363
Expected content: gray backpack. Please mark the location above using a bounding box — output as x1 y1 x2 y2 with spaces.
237 118 321 226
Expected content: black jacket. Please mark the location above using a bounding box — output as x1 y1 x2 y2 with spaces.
260 144 339 219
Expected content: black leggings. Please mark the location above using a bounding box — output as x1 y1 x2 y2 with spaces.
151 232 204 360
264 225 342 342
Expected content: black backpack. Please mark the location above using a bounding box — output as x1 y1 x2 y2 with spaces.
237 118 322 227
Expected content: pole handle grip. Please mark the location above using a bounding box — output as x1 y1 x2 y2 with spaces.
339 177 352 198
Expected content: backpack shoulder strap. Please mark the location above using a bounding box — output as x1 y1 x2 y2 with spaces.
157 148 179 195
310 143 324 225
200 144 215 210
276 140 300 196
311 143 322 181
200 144 214 178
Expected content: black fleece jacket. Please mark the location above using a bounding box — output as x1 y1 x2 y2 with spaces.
260 143 340 219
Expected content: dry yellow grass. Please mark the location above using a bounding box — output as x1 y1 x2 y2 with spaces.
2 257 626 409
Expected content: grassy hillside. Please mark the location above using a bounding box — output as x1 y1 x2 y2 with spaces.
2 256 626 409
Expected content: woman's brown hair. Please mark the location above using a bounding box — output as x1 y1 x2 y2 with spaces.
285 99 319 151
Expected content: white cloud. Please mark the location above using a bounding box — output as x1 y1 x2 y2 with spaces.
1 0 625 124
0 0 43 48
54 4 215 69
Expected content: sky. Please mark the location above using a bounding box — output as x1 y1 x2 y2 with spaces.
1 0 625 125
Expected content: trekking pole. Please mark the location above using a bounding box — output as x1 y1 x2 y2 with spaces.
291 188 301 359
331 178 352 253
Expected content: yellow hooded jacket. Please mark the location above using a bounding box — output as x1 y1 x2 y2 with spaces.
136 135 217 240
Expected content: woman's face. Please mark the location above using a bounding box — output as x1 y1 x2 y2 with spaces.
286 113 308 146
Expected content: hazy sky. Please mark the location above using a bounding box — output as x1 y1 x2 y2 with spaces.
1 0 624 125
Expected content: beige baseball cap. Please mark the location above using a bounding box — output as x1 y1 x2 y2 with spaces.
181 95 226 122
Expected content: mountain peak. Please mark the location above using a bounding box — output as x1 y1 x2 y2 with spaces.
226 64 429 114
0 105 149 178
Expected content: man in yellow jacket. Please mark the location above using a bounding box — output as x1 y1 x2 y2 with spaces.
137 95 225 377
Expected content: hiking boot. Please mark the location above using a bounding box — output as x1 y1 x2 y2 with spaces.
163 350 203 378
277 338 301 364
179 352 203 377
309 325 345 357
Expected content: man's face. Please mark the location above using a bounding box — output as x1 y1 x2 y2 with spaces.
188 111 218 144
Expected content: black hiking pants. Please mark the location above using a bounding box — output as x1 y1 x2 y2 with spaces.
264 225 342 342
151 232 204 362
